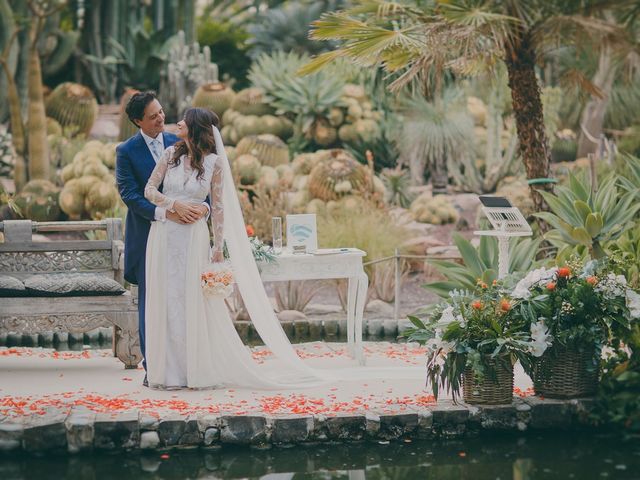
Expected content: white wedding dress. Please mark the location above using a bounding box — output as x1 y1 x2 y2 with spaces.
143 128 423 390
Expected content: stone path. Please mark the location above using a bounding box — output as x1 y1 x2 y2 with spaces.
0 342 597 453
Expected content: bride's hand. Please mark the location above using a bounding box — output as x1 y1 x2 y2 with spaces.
173 201 203 223
211 250 224 263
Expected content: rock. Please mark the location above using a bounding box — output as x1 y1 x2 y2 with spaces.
277 310 307 322
382 319 398 337
431 402 469 437
270 416 314 444
365 299 394 316
203 427 219 446
23 413 67 453
324 319 339 337
0 423 23 452
94 411 139 450
65 409 95 453
366 318 384 337
139 431 160 449
157 417 200 447
38 331 55 346
293 320 310 340
305 303 342 315
54 331 69 344
308 320 323 339
476 405 517 430
324 415 366 441
219 416 268 445
378 413 419 440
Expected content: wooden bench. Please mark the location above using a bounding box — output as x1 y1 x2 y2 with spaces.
0 219 142 368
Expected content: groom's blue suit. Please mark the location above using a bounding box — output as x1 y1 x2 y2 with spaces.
116 131 179 370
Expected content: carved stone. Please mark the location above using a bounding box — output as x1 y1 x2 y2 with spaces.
0 251 112 274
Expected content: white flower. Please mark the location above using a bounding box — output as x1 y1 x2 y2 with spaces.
334 180 353 193
626 288 640 319
512 267 558 299
438 306 455 326
529 320 552 357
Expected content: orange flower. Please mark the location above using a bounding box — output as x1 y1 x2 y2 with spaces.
558 267 571 278
586 276 598 286
492 279 498 286
546 281 556 291
246 225 255 237
500 299 511 312
472 300 483 310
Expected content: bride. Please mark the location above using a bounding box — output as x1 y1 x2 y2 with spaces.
143 107 422 390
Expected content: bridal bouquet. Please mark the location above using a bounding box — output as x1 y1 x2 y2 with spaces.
201 264 234 299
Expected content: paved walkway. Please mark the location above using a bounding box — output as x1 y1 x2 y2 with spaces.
0 342 533 420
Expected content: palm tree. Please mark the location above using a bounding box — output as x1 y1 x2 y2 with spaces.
300 0 636 215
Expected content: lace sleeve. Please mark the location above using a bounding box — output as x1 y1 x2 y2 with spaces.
144 147 175 211
210 155 224 257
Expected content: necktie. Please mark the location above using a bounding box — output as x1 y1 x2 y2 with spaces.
150 139 163 162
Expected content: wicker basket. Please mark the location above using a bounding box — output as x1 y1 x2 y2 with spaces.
462 355 514 405
533 344 599 398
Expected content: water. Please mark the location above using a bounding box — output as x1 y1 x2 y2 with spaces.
2 432 639 479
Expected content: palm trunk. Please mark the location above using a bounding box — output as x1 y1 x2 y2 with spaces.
504 33 552 220
576 44 616 159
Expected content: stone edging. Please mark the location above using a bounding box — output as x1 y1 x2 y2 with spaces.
0 396 596 454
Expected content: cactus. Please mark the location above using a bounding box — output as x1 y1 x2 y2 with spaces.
230 88 273 116
275 163 294 187
192 82 235 116
291 152 321 175
46 117 63 136
409 193 459 225
45 82 98 137
84 180 119 219
233 154 261 185
312 118 338 147
14 179 60 221
222 108 239 126
307 150 372 202
257 165 279 191
235 134 289 167
158 31 219 121
233 115 262 138
0 124 16 178
58 179 84 219
119 88 140 141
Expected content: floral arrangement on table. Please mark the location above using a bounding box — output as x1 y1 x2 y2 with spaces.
222 224 277 264
201 264 235 299
408 280 540 402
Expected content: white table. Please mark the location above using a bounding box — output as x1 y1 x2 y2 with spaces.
259 248 368 365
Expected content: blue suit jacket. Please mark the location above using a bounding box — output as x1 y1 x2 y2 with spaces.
116 131 179 284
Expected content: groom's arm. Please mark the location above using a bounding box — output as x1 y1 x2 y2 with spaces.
116 145 157 221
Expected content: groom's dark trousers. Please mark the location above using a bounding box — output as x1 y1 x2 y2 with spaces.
115 131 178 370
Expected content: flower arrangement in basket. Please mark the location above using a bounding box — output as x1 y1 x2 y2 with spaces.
201 263 234 299
510 257 640 398
407 280 539 404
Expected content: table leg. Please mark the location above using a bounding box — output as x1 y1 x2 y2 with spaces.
354 272 368 366
347 276 357 358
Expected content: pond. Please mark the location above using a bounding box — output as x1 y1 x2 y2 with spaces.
2 432 638 480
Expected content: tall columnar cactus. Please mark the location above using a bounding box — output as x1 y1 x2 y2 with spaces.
159 30 219 121
192 82 235 117
27 39 49 181
307 150 372 202
45 82 98 136
118 88 140 141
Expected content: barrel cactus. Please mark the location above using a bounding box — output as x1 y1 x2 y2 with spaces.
235 134 289 167
291 152 321 175
58 179 85 219
14 180 61 221
192 82 236 116
257 165 279 191
307 150 372 202
233 154 261 185
46 117 63 136
230 88 274 116
84 180 119 219
409 194 459 225
45 82 98 137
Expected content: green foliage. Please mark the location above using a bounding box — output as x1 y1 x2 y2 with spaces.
246 1 341 59
535 171 640 259
424 233 541 298
380 168 415 208
343 114 399 172
619 126 640 157
407 283 533 401
197 19 251 89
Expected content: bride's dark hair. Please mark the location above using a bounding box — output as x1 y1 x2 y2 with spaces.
170 107 220 180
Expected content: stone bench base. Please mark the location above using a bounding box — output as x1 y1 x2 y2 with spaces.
0 294 141 368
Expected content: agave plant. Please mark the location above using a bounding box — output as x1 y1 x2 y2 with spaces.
535 171 640 259
425 233 541 298
393 88 475 190
380 168 415 208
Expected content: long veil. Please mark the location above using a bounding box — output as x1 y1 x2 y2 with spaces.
212 126 423 383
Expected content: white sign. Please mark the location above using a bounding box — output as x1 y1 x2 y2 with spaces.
286 214 318 253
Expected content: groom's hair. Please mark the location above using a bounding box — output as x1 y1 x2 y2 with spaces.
125 91 158 127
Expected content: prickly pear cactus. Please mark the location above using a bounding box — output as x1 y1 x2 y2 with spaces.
307 149 372 202
45 82 98 136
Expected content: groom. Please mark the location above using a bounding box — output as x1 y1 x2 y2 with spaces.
116 91 208 387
